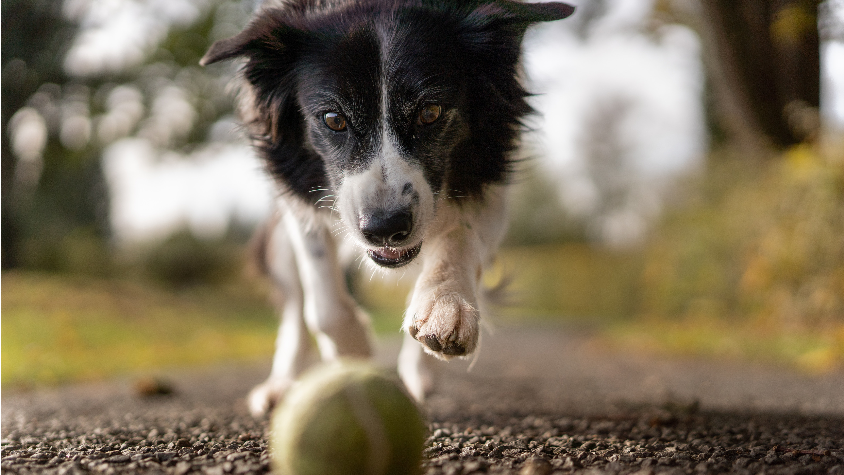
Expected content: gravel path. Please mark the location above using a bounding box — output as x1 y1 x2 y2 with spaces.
3 324 844 474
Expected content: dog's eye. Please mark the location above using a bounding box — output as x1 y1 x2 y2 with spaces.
323 112 347 131
418 104 441 125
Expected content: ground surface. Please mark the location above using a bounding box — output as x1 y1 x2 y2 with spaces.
3 324 844 474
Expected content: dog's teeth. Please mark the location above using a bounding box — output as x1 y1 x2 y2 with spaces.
380 248 402 259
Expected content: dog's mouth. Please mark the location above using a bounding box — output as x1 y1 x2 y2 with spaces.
367 241 422 268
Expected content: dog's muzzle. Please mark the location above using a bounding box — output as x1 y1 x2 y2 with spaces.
360 208 421 268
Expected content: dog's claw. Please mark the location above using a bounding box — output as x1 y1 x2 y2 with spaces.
442 341 466 356
423 334 442 352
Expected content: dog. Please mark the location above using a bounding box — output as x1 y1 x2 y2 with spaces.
201 0 574 416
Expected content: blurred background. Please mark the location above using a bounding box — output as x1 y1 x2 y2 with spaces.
3 0 843 388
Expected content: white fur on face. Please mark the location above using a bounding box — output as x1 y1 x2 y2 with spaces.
335 130 435 252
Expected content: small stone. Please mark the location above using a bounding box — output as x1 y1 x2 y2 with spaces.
133 377 174 397
520 457 553 475
155 452 177 462
175 438 191 448
226 452 248 462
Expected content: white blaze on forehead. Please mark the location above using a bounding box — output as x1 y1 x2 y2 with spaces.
374 21 431 215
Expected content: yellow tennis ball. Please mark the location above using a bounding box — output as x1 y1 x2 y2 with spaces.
271 361 427 475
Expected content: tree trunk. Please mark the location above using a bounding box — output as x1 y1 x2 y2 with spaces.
697 0 821 151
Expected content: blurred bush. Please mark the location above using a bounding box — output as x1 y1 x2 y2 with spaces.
139 231 242 288
2 0 251 273
505 164 589 245
639 142 844 334
20 226 113 277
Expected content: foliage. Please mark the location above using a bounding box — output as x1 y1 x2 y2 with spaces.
1 0 249 272
636 142 844 367
1 0 96 269
133 229 251 288
494 244 640 320
504 164 589 245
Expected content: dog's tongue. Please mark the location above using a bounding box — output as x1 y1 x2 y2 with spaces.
375 247 403 260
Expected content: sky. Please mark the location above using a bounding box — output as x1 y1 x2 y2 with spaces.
61 0 844 245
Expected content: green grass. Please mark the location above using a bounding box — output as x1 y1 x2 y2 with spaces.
354 243 642 324
603 317 844 374
4 235 841 388
493 243 641 321
2 272 279 387
356 238 844 374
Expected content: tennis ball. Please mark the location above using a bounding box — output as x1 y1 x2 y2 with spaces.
271 361 427 475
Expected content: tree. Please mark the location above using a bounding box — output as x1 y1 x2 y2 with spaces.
695 0 822 151
1 0 91 270
1 0 245 272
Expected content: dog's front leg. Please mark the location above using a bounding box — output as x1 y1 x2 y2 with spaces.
404 225 482 357
403 186 507 359
282 209 373 361
403 189 508 360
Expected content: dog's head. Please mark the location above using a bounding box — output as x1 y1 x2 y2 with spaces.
202 0 573 268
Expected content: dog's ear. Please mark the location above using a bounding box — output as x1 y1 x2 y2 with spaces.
489 1 575 24
200 34 252 66
200 10 303 66
460 1 574 45
200 10 310 148
460 1 575 54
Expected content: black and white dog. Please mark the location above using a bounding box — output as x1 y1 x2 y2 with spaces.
201 0 574 416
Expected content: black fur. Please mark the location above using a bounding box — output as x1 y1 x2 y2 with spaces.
202 0 574 206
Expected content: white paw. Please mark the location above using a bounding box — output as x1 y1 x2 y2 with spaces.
405 287 479 359
247 378 292 417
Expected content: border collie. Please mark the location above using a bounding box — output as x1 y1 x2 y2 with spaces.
201 0 574 416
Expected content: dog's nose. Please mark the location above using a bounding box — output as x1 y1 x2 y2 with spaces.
360 209 413 247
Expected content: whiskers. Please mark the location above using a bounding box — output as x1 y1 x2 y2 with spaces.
433 189 468 201
309 187 340 214
329 219 353 241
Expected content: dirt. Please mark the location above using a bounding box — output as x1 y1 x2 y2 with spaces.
3 324 844 474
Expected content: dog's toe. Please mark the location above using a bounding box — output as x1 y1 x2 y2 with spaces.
417 333 469 357
247 378 291 417
415 332 467 356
